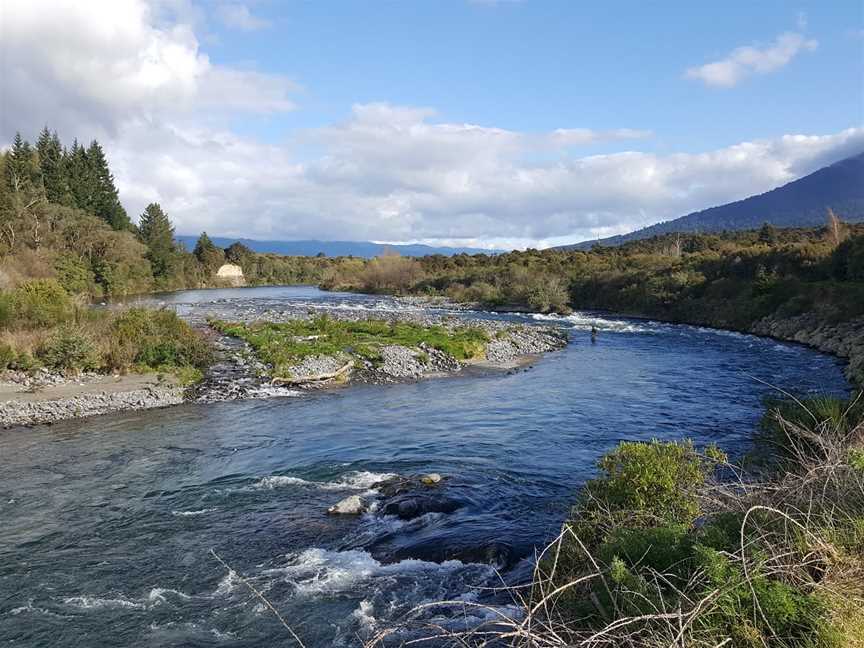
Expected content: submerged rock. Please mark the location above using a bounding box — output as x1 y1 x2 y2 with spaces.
380 494 463 520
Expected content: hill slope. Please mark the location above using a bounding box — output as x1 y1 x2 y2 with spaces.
175 236 500 258
561 152 864 250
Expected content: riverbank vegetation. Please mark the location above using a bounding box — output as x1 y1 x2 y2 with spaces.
537 396 864 647
376 396 864 647
211 316 490 379
324 220 864 323
0 278 210 380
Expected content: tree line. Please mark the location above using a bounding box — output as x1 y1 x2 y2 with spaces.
0 128 333 297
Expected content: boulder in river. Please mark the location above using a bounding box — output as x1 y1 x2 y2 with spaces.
327 494 367 515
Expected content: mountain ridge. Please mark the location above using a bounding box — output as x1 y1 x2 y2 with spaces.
558 151 864 250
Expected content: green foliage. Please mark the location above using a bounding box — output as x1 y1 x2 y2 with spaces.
0 342 15 369
832 235 864 281
225 241 254 266
759 395 864 468
138 202 176 278
693 545 830 645
85 140 131 230
108 308 212 371
213 316 489 378
54 253 98 295
38 324 98 372
10 279 74 327
545 398 864 646
580 439 720 526
193 232 225 271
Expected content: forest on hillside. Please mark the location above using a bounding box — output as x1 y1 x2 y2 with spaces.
0 128 334 298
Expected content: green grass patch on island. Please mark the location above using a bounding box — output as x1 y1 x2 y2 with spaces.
210 315 490 378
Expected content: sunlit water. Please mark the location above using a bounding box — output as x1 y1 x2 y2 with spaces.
0 287 850 646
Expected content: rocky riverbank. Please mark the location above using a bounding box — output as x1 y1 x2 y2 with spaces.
0 372 184 428
750 313 864 386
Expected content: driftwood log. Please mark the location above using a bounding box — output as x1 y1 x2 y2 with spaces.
270 361 353 386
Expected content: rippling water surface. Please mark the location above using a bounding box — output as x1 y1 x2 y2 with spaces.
0 287 849 646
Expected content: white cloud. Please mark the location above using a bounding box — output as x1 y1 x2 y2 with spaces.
0 0 860 249
0 0 295 139
216 3 271 31
105 110 862 249
685 31 818 88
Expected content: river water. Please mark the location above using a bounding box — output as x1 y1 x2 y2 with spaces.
0 287 849 646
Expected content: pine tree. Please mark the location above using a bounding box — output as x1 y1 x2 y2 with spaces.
86 140 131 231
66 139 96 212
5 132 39 194
139 203 176 278
193 232 225 270
36 127 65 204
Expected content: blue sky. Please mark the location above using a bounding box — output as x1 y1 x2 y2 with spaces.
3 0 863 248
209 1 862 152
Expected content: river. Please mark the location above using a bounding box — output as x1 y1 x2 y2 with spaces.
0 287 849 646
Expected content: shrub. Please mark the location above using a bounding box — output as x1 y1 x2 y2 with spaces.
0 293 13 329
578 439 722 527
11 279 74 327
54 253 99 296
107 308 212 371
39 325 99 372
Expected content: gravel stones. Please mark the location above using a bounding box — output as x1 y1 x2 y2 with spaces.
0 385 183 428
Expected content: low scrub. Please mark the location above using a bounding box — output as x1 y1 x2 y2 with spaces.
367 397 864 647
0 281 212 379
38 324 100 372
106 308 212 373
0 278 75 329
212 315 489 378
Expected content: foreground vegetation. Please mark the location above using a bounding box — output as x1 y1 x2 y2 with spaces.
538 396 864 647
372 396 864 647
211 316 489 379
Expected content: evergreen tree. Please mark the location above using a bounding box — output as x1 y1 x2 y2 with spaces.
139 203 176 278
86 140 131 231
5 132 39 194
36 127 65 203
66 139 96 212
193 232 225 270
225 241 253 265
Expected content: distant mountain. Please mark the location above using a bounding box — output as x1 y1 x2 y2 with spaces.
174 236 502 258
559 152 864 250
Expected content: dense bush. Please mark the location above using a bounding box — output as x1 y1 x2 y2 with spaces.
9 279 74 327
579 439 722 526
38 324 98 372
108 308 212 371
